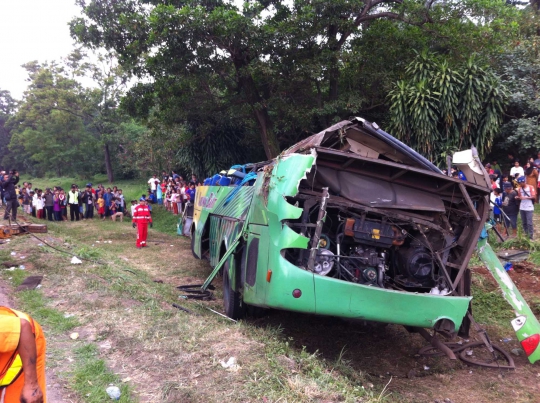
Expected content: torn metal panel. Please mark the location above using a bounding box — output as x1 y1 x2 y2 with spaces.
315 166 446 212
477 234 540 363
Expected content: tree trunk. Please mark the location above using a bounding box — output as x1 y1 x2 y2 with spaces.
254 108 280 160
328 54 340 102
234 60 281 160
104 143 114 183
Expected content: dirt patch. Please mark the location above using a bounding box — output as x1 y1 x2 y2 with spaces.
258 310 540 403
472 263 540 295
472 262 540 296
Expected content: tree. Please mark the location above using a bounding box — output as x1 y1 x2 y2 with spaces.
7 62 99 176
71 0 520 160
0 90 17 171
388 51 507 164
7 51 130 181
79 51 130 182
494 4 540 162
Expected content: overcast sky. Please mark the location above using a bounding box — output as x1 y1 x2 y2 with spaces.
0 0 82 99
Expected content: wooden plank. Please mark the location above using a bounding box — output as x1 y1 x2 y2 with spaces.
28 224 48 233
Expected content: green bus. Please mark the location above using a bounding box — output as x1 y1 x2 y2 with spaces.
189 118 540 362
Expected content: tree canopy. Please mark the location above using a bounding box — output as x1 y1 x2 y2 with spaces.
70 0 521 161
3 1 539 180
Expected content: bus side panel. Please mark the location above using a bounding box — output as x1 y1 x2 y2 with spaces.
243 221 316 313
263 256 316 314
209 216 243 267
243 154 317 312
313 275 470 329
193 185 253 260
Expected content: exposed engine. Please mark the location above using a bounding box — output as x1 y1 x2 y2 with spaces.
285 200 453 293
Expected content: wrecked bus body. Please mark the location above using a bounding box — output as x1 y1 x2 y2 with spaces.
190 118 540 362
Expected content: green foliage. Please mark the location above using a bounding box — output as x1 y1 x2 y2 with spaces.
5 51 134 181
6 63 100 176
0 89 17 170
388 51 508 164
495 10 540 160
71 0 520 161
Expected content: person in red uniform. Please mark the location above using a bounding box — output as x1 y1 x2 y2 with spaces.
132 197 153 248
0 306 46 403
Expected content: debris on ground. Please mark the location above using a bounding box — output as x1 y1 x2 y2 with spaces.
105 385 121 400
220 357 240 371
15 275 43 291
70 256 82 264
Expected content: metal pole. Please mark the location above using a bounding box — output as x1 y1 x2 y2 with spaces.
307 187 329 272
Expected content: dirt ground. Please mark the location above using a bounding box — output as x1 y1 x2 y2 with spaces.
2 218 540 402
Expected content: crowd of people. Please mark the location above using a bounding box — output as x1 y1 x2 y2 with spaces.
147 171 197 216
0 176 132 222
439 154 538 240
483 154 539 240
0 169 200 224
2 154 538 241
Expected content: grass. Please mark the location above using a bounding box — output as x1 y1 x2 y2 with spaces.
15 290 80 334
5 175 540 402
470 282 514 329
71 344 135 403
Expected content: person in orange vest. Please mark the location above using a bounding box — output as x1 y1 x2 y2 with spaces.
0 306 46 403
132 197 153 248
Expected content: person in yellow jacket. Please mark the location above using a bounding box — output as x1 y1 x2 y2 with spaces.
0 306 46 403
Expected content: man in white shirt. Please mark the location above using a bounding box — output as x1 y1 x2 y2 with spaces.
516 176 536 239
510 161 525 179
147 175 159 195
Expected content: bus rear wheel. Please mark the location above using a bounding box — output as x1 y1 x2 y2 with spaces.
223 257 245 320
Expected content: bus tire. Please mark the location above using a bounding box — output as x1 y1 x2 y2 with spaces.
191 228 198 259
223 257 245 320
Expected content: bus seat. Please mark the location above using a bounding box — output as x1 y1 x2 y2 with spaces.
219 176 232 186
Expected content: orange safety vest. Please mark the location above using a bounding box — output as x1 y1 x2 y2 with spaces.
0 308 35 387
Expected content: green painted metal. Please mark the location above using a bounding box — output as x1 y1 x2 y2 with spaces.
201 235 241 291
196 153 473 330
312 276 470 328
477 232 540 363
192 185 256 258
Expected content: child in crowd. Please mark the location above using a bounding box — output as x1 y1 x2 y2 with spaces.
53 190 62 221
110 197 124 221
117 189 125 213
59 189 68 221
493 188 503 231
35 189 45 219
130 200 137 217
97 193 105 219
171 189 179 215
109 197 117 218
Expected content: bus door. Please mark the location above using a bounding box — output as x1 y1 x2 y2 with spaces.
241 224 270 306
